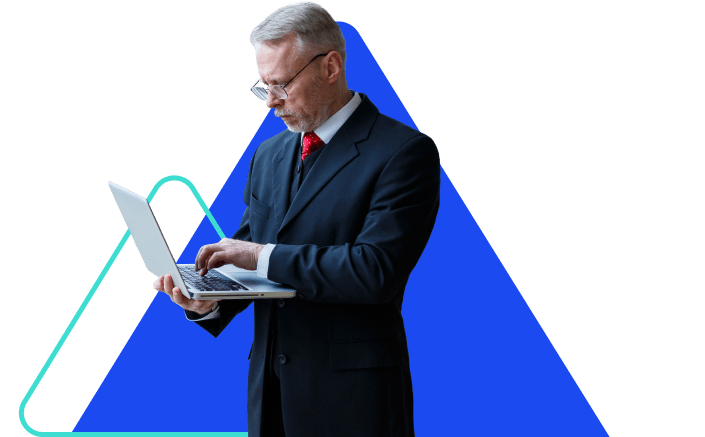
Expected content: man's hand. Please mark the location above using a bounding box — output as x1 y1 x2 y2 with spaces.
195 238 264 275
153 274 218 315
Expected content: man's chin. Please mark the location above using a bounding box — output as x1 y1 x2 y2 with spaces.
281 118 306 133
285 124 305 133
279 114 321 133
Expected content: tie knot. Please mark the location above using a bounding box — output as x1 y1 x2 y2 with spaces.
302 132 325 161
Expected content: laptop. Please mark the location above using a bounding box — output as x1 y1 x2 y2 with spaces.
108 180 296 300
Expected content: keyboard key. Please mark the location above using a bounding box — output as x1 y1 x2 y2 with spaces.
177 266 247 291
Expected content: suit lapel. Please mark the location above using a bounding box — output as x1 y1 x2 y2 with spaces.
277 95 379 238
271 131 299 232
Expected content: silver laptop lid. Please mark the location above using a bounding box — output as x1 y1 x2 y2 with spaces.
108 181 192 298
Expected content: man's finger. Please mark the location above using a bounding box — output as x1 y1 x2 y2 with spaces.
207 251 230 271
195 246 205 270
195 244 217 271
172 286 184 305
153 276 164 291
199 250 218 276
164 274 175 300
198 258 209 276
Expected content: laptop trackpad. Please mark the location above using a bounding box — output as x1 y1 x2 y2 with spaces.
215 265 292 291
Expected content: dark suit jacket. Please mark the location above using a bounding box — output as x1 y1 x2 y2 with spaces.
195 94 440 437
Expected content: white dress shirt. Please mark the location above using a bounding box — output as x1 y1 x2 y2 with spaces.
188 91 362 322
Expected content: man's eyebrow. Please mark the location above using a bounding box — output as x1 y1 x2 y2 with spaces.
261 76 284 86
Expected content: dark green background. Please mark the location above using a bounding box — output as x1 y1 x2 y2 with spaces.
0 1 705 436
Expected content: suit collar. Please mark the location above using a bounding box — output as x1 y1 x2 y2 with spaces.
339 93 378 144
276 94 379 237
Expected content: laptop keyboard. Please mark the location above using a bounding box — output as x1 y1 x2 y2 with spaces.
177 266 248 291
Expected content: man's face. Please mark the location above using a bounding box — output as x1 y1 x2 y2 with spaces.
256 36 333 133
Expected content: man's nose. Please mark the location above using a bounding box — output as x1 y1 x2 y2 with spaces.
266 91 283 109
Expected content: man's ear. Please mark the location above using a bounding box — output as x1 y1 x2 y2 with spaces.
323 51 344 84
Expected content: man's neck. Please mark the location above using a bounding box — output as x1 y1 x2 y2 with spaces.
306 91 362 144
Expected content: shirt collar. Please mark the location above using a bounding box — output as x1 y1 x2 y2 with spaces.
301 91 362 144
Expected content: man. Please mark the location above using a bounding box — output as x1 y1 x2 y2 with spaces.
154 3 439 436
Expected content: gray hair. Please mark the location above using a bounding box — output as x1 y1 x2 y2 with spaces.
250 2 346 64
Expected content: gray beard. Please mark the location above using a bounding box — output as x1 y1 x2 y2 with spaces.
276 100 334 133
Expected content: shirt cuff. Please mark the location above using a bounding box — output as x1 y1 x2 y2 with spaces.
256 244 276 279
185 302 221 321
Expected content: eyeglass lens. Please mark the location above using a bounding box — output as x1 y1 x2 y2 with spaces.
252 85 268 100
252 83 288 101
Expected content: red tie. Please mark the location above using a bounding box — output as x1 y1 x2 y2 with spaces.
302 131 325 161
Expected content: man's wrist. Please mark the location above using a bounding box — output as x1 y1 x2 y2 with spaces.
186 301 218 319
200 301 219 315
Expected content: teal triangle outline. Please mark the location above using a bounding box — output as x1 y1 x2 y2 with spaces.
18 175 246 437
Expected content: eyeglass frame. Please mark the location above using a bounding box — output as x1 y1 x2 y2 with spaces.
251 52 331 101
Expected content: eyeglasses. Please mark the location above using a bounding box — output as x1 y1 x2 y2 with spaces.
251 52 329 101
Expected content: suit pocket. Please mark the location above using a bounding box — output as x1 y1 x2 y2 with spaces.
329 340 401 370
249 195 270 219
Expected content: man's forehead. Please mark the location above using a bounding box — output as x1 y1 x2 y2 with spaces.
255 38 299 83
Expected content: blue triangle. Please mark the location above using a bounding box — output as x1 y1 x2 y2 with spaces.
75 23 607 435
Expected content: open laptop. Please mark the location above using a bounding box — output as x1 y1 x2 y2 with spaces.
108 181 296 300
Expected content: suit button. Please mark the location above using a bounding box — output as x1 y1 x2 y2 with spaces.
279 355 287 364
278 298 285 308
295 165 301 174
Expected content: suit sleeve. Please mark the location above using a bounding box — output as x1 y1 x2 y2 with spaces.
190 148 259 337
267 134 440 305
